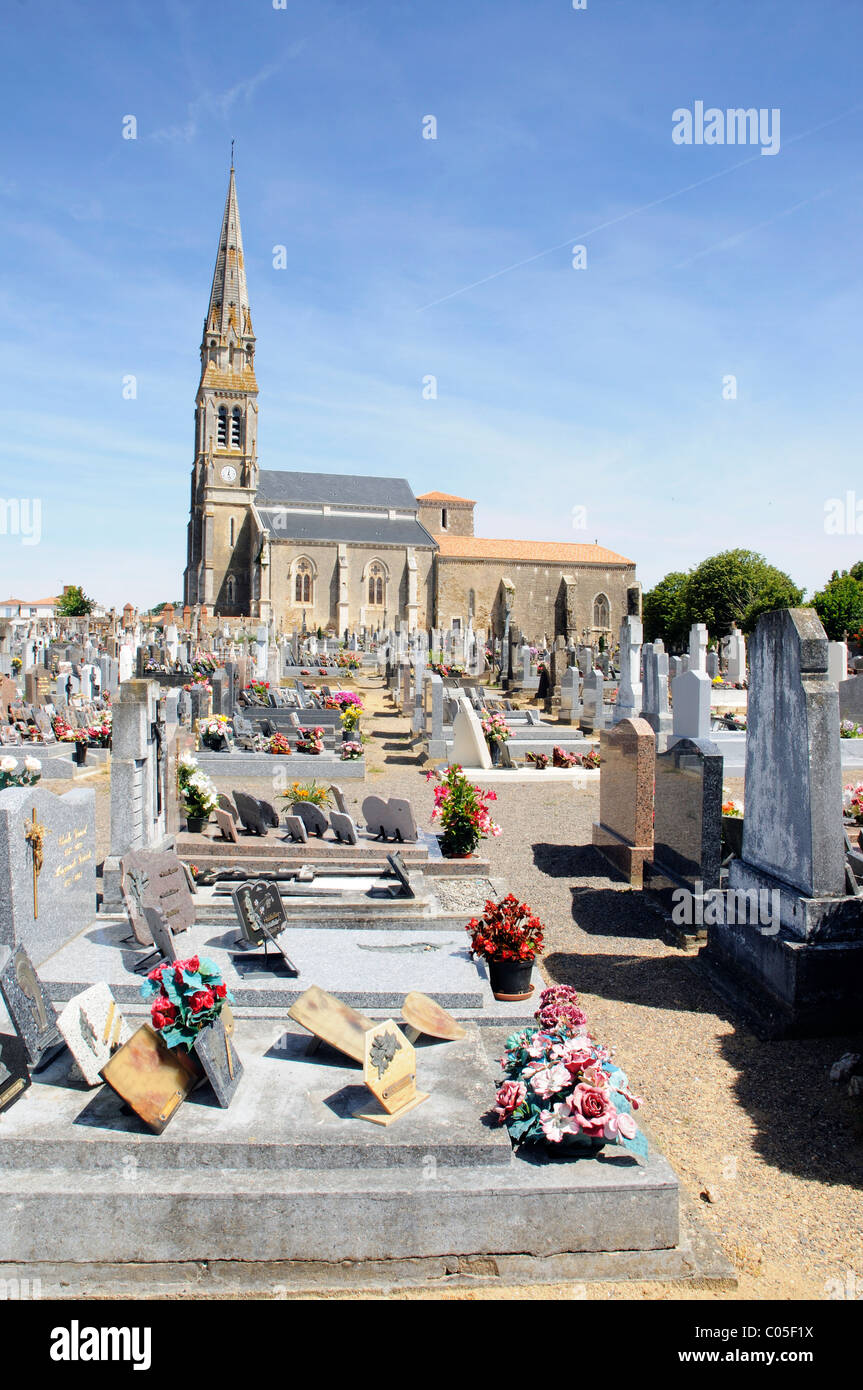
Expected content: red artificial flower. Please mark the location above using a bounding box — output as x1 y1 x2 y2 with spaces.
189 988 215 1014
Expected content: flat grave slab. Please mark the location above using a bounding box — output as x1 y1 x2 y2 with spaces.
34 922 529 1012
195 752 366 780
0 1019 680 1267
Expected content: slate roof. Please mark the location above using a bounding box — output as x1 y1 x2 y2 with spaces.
434 535 635 566
256 470 418 510
257 507 438 549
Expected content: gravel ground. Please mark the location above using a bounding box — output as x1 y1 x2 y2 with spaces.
40 675 863 1300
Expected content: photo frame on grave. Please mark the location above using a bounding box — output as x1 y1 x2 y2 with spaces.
288 985 374 1064
0 944 64 1070
100 1024 202 1135
353 1020 429 1126
192 1015 243 1108
57 982 132 1087
231 880 299 974
0 1032 31 1113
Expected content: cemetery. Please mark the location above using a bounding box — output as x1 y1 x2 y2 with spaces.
0 591 861 1302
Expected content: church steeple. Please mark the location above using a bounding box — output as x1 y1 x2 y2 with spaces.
197 159 258 413
184 162 260 615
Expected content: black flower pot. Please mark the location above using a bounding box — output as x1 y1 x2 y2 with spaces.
488 958 534 1001
73 744 87 766
186 816 208 834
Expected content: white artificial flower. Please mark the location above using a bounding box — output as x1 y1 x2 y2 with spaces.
1 756 16 773
24 757 41 772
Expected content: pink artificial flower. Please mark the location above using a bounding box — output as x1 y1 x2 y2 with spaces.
493 1080 527 1121
529 1063 571 1100
555 1041 596 1074
603 1111 637 1141
539 1101 582 1144
580 1063 611 1091
569 1082 616 1138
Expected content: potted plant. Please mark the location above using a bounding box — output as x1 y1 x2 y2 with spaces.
526 750 549 770
492 986 644 1156
285 779 331 817
466 894 544 1000
0 755 41 789
177 751 218 833
268 731 292 755
72 729 89 766
199 715 231 751
340 739 363 760
480 711 510 765
427 765 501 858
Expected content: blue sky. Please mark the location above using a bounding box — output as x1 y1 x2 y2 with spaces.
1 0 861 609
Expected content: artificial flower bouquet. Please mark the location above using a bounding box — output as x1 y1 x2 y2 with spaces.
341 740 363 760
552 745 579 768
0 755 41 789
580 748 601 769
177 751 219 821
142 955 233 1052
843 783 863 825
526 751 549 769
296 726 325 754
493 985 646 1156
284 779 330 807
244 680 270 699
268 732 292 755
722 797 743 818
481 711 510 745
840 719 863 739
426 764 501 856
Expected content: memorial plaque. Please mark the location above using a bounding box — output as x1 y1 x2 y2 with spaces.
330 811 358 846
354 1020 429 1126
215 808 238 844
100 1024 202 1134
386 851 414 899
57 982 132 1087
401 990 466 1042
291 802 328 837
287 984 374 1064
231 880 298 973
0 943 64 1069
0 1032 30 1112
121 850 196 946
328 784 349 815
283 815 308 844
193 1016 243 1108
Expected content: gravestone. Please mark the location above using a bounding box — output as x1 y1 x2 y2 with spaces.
0 785 96 966
613 616 643 725
641 640 672 738
328 784 349 815
839 674 863 726
424 673 446 759
120 849 196 946
580 669 605 734
558 665 580 725
591 717 655 886
233 792 272 837
283 815 309 843
289 801 329 837
104 680 171 909
645 737 723 934
671 627 712 743
710 608 863 1035
828 641 848 689
57 982 132 1087
450 698 492 770
706 650 720 681
214 808 239 843
723 625 746 684
0 943 63 1068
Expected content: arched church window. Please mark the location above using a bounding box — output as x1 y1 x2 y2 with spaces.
229 517 235 546
368 562 385 606
295 559 313 605
593 593 610 630
217 407 227 447
468 589 476 620
231 408 242 448
226 576 236 606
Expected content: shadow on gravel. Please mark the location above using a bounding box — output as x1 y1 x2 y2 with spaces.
544 949 727 1017
717 1029 863 1188
533 842 665 942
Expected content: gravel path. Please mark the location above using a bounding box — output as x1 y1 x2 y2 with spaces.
43 675 863 1299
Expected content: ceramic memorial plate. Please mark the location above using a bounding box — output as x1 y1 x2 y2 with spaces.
57 982 132 1087
288 985 374 1064
193 1016 243 1108
100 1024 202 1135
354 1019 429 1126
401 991 467 1042
0 943 64 1069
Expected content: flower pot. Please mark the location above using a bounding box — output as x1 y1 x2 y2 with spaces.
489 741 502 766
488 958 534 1001
73 744 87 766
186 816 209 834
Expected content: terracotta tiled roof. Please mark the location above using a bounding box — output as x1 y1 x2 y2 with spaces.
0 596 58 605
434 536 635 566
417 491 476 504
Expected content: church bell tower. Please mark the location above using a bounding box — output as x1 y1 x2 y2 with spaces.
183 163 259 614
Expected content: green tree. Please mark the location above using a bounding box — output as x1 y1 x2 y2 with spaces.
849 561 863 584
55 585 95 617
684 550 803 636
811 571 863 641
643 571 690 649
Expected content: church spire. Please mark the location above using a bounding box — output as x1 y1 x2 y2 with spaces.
204 164 253 342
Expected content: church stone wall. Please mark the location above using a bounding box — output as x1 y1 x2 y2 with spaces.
435 557 636 642
267 541 435 631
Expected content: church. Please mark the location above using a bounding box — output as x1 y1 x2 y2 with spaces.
183 169 637 643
